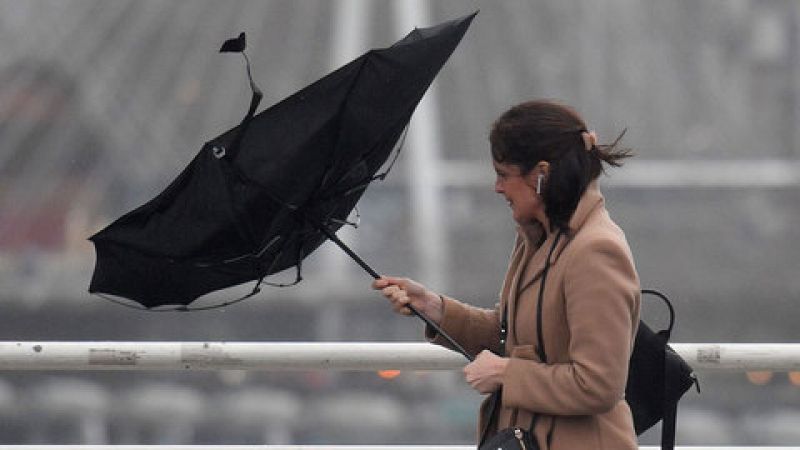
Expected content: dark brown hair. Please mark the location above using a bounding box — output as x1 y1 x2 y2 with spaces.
490 99 632 232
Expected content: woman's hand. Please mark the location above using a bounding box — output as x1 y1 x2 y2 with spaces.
372 276 443 325
464 350 509 394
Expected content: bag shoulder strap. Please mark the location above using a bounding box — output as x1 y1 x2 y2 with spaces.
531 231 564 449
641 288 684 450
535 231 563 364
481 232 564 447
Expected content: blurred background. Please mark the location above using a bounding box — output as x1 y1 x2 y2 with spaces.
0 0 799 445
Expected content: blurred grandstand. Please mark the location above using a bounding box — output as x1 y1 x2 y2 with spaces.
0 0 798 445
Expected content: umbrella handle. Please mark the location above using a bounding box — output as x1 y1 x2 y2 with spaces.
315 223 474 362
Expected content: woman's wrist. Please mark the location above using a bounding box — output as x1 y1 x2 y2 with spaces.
424 290 444 324
496 356 510 380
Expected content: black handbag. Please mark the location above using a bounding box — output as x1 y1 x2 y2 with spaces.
479 424 539 450
626 289 699 450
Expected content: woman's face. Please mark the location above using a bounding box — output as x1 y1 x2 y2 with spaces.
493 160 544 226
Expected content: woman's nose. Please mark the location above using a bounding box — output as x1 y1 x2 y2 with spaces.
494 179 503 194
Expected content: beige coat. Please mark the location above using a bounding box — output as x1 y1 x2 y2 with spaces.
429 182 641 450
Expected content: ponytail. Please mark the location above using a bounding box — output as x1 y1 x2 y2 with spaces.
587 128 633 178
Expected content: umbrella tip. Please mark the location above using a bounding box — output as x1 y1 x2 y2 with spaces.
220 32 246 53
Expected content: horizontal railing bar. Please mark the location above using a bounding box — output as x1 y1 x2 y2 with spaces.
0 342 798 372
0 446 792 450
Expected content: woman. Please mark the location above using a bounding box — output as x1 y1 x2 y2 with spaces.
374 100 641 450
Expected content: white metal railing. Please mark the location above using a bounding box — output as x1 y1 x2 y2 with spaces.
0 342 798 371
0 446 794 450
1 342 797 450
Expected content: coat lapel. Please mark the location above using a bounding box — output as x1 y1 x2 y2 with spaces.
511 182 606 314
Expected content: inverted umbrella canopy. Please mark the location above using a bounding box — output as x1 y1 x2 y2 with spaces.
89 13 477 312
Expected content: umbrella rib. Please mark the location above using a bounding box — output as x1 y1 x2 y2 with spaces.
255 235 283 258
191 235 282 267
317 121 411 202
340 123 410 198
374 122 410 180
258 235 304 288
327 205 360 228
92 293 151 311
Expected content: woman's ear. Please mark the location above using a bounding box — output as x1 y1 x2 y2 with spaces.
536 161 551 178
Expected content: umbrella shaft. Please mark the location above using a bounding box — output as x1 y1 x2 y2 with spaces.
324 229 381 279
315 223 473 361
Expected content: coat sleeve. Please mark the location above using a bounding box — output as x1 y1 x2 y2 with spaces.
501 235 640 415
425 295 502 357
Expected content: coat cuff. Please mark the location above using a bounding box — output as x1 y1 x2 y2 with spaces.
425 295 500 357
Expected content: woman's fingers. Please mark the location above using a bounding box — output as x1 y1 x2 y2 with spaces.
374 279 414 315
372 276 407 292
372 276 436 319
372 277 390 290
386 287 413 315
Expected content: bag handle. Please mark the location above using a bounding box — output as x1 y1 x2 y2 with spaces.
641 288 676 339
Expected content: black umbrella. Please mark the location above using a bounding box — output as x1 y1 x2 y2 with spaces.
89 13 477 359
